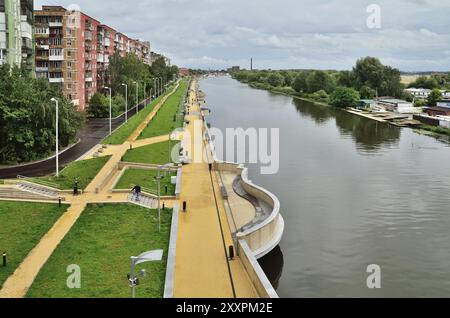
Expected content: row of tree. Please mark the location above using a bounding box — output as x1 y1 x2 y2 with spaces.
0 65 83 164
232 57 414 108
87 53 179 118
407 73 450 90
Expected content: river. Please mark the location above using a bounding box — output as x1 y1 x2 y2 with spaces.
200 75 450 297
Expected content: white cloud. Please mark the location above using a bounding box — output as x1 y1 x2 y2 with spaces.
34 0 450 71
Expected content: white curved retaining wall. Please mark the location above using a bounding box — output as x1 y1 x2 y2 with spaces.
214 161 284 259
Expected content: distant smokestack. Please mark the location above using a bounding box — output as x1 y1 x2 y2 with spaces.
251 58 253 71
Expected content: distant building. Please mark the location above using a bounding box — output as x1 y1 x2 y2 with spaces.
436 100 450 108
0 0 34 71
179 67 189 77
424 107 450 117
357 99 377 110
227 66 240 72
150 51 170 66
404 88 431 99
376 98 416 113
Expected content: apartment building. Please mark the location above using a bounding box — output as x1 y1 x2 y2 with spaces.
0 0 34 70
150 51 170 66
34 5 153 110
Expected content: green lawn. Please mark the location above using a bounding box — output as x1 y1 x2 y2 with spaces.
38 156 111 190
0 201 68 288
122 141 179 165
138 80 188 139
27 203 172 298
102 86 175 145
115 168 176 196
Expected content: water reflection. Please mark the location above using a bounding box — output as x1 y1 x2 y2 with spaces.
258 246 284 290
293 98 401 154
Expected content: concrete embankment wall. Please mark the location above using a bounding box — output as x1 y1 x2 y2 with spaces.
214 161 284 259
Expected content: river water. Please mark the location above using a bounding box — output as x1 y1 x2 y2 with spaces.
200 75 450 298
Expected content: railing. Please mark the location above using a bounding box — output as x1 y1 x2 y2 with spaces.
16 175 61 190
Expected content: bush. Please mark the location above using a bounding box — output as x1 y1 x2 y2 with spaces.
330 87 360 108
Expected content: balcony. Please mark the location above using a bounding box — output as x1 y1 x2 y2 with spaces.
85 31 93 41
49 77 64 83
36 55 49 61
49 21 63 27
37 44 50 50
49 54 64 61
104 38 111 46
36 66 49 73
97 53 104 63
35 31 50 38
85 77 93 82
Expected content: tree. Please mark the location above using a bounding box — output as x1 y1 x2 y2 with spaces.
0 64 83 164
330 87 360 108
292 72 308 93
267 73 284 87
306 70 335 93
359 85 376 99
353 57 403 97
280 71 293 87
427 88 442 106
337 71 356 87
407 76 440 89
86 92 109 118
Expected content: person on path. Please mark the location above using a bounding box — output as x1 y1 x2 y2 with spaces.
131 185 142 201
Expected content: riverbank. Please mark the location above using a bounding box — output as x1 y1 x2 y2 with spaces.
237 78 450 141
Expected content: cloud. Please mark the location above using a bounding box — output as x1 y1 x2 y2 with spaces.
34 0 450 71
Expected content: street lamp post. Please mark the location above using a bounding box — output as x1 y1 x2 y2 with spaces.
159 77 163 95
104 87 112 135
128 250 163 298
121 83 128 122
156 163 174 232
133 81 139 114
50 98 59 177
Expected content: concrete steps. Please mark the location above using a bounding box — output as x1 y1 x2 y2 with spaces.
0 186 61 201
232 176 271 230
127 193 157 209
17 182 60 199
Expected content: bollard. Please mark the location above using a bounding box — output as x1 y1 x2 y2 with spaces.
162 202 165 210
2 252 6 267
183 201 187 212
228 246 234 260
58 198 62 207
165 185 168 194
209 163 212 171
130 144 133 150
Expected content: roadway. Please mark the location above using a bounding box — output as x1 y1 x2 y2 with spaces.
0 99 151 178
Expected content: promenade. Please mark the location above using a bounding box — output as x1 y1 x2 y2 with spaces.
173 80 258 298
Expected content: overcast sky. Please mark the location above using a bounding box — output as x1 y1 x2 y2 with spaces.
35 0 450 72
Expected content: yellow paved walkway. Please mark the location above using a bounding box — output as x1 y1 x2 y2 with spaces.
0 85 180 298
173 81 258 298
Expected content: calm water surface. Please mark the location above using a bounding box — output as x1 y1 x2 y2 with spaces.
200 75 450 297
